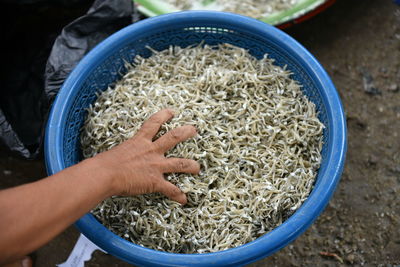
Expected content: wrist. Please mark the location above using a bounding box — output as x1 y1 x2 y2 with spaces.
79 157 119 198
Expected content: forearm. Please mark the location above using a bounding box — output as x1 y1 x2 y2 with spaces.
0 158 115 264
0 109 197 264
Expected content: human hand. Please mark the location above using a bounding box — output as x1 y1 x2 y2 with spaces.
90 109 199 205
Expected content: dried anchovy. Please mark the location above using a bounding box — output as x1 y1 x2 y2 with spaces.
165 0 299 18
81 43 324 253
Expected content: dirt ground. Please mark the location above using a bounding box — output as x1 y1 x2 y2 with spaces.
1 0 399 266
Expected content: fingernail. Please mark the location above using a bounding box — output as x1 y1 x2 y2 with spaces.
21 256 33 267
166 108 175 116
190 125 198 134
195 162 201 174
179 193 188 205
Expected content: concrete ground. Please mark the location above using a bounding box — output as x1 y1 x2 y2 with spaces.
1 0 399 266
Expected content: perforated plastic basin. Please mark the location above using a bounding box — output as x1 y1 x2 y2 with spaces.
45 11 347 267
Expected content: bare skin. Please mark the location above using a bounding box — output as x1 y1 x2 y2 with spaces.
0 109 199 265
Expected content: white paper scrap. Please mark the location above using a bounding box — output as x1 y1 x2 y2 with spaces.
57 234 106 267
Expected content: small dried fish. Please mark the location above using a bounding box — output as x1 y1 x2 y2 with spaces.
165 0 299 18
82 43 324 253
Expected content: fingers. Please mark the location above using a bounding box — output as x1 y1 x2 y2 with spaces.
156 181 187 205
155 125 197 152
162 158 200 174
137 109 174 139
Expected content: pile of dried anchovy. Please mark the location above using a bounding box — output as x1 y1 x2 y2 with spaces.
81 43 324 253
165 0 299 18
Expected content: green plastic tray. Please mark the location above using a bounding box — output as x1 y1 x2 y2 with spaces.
135 0 327 26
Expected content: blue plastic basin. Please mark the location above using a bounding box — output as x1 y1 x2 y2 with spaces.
45 11 347 267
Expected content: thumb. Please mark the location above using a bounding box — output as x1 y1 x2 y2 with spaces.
157 180 187 205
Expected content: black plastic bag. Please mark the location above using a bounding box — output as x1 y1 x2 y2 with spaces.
0 0 135 159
